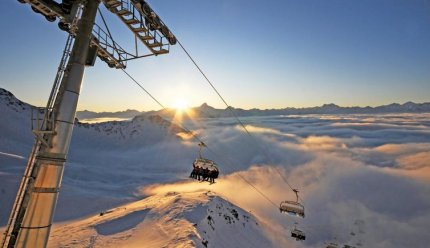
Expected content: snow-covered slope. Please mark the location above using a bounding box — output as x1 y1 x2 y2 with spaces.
48 191 275 248
0 88 191 224
0 88 33 153
0 89 34 220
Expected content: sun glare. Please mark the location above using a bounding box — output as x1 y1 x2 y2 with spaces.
173 98 189 112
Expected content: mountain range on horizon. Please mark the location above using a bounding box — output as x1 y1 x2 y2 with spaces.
138 101 430 119
76 100 430 121
1 88 429 121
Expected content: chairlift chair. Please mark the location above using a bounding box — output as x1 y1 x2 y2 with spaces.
326 243 339 248
291 227 306 241
193 158 219 174
190 142 220 181
280 189 305 218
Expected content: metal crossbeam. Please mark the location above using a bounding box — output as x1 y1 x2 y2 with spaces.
17 0 176 69
17 0 63 21
103 0 174 55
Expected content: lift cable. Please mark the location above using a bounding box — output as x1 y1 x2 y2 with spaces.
205 148 279 208
177 40 302 203
120 68 278 209
108 3 294 219
98 8 118 51
121 69 166 109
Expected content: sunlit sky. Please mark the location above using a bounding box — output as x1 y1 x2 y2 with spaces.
1 0 429 112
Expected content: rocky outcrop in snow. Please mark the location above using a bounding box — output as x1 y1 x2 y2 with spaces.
0 88 32 113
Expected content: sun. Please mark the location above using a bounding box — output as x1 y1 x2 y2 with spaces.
173 98 189 112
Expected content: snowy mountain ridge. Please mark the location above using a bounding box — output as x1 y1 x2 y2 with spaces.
0 88 185 140
0 88 32 113
77 109 142 120
76 115 185 140
48 190 275 248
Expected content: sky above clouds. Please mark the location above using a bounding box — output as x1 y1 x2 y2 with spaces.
1 0 429 111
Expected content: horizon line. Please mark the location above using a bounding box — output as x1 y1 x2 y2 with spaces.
76 101 430 113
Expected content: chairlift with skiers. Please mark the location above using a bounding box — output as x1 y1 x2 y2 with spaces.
190 142 219 183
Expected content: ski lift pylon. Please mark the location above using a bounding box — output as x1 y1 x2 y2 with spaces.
280 189 305 218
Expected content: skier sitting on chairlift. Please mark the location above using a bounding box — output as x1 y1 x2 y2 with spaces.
190 163 196 179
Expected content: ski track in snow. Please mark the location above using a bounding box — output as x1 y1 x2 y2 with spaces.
0 151 25 160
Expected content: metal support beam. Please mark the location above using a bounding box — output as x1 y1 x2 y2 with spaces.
7 1 100 247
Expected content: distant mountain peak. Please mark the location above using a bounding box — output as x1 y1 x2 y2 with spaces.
199 102 214 109
322 103 340 108
0 88 16 99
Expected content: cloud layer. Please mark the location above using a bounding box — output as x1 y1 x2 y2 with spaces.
143 113 430 247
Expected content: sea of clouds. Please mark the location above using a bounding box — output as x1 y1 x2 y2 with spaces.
145 113 430 248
